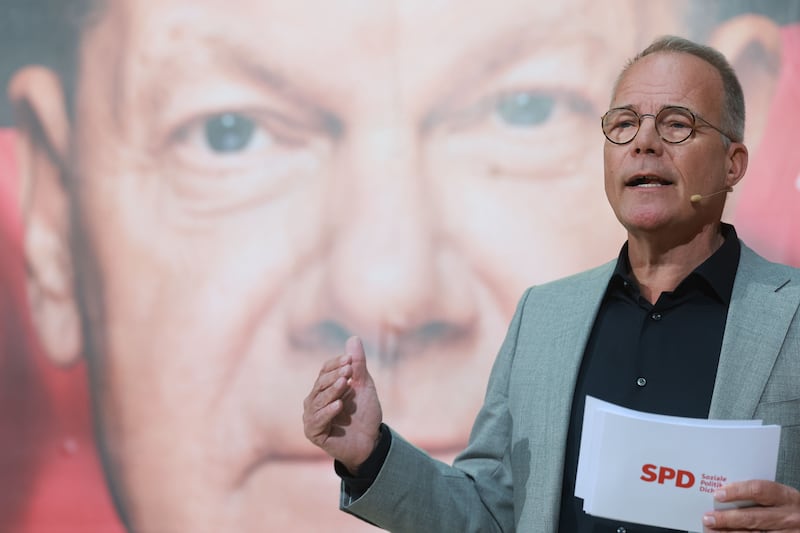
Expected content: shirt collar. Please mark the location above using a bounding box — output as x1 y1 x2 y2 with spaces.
610 223 741 304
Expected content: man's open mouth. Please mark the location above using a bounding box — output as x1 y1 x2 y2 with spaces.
626 175 673 187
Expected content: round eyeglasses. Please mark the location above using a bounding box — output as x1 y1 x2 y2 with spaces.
601 106 731 145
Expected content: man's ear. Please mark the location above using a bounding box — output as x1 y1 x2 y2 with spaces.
7 66 83 366
707 14 783 150
724 142 748 191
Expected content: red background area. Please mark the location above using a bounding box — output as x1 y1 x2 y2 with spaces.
0 129 123 533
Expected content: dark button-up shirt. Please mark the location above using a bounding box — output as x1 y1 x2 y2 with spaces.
559 224 740 532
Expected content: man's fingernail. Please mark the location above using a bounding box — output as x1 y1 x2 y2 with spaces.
702 514 715 526
713 489 726 501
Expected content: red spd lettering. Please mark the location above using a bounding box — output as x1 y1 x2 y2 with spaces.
640 463 658 482
676 469 695 488
640 464 695 488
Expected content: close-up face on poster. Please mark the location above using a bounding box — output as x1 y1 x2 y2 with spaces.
0 1 798 531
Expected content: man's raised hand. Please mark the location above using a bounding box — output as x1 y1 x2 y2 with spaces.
303 336 383 474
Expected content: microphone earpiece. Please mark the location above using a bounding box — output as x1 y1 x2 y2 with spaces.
690 187 733 203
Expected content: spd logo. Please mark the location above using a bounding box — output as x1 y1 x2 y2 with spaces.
640 464 695 488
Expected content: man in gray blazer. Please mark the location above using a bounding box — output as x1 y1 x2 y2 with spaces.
304 36 800 532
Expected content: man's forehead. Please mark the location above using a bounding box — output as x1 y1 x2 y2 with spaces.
78 0 683 88
615 53 720 93
87 0 674 50
610 52 724 113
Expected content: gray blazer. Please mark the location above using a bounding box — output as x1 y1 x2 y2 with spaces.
343 243 800 532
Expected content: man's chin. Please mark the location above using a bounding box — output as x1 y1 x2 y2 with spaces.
239 459 388 532
110 459 372 533
231 449 461 532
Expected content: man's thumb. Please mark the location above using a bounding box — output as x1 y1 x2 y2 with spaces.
345 336 368 379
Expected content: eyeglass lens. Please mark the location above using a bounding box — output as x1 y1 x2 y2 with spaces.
602 107 695 144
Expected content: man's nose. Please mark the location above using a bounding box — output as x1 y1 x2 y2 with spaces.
632 115 664 155
287 127 476 366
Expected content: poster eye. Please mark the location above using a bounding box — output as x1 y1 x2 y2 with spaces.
494 91 555 127
204 113 257 153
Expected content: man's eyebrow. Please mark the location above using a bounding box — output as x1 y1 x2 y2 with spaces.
195 36 343 136
423 27 602 129
207 39 291 94
434 27 543 101
608 104 688 113
421 31 539 130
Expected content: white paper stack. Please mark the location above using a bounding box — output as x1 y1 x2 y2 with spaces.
575 396 781 532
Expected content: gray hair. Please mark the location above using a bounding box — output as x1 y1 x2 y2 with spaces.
614 35 745 145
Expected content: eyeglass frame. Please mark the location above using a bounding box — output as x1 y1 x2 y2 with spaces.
600 105 733 145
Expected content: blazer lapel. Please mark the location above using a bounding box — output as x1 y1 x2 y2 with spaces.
709 244 800 419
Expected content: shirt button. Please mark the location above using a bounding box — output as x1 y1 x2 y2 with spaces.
636 377 647 387
617 527 627 533
650 312 662 321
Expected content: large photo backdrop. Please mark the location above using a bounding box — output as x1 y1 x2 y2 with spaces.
1 1 799 531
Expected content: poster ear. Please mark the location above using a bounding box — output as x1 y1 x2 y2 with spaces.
7 66 83 366
706 14 783 149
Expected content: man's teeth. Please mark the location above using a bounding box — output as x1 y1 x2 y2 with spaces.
629 176 670 187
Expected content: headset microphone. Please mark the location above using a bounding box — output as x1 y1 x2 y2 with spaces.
689 187 733 204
